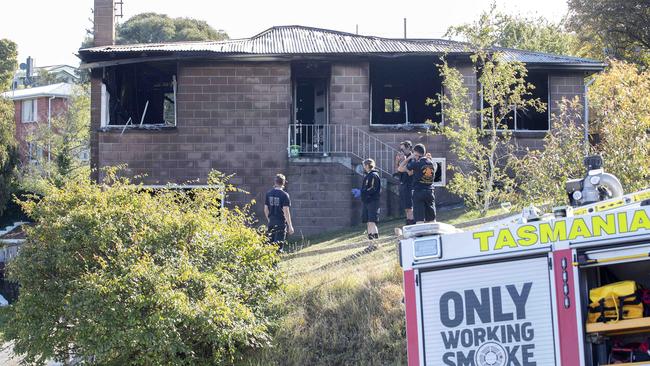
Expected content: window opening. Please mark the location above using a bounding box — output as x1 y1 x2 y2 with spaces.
102 62 177 128
370 58 442 125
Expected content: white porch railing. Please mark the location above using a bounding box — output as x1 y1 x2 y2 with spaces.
288 124 400 179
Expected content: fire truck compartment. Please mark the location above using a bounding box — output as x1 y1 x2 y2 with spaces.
579 243 650 366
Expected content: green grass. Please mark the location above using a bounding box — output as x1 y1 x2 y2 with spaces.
241 207 507 366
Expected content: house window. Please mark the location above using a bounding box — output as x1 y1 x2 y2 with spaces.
78 148 90 162
22 99 37 123
480 71 549 131
370 58 442 125
27 142 43 163
102 62 177 128
431 158 446 187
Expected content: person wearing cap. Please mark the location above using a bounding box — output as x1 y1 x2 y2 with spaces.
264 174 294 252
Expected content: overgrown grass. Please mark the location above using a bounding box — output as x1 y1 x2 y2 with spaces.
241 207 506 365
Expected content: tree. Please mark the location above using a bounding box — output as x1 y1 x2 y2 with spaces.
116 13 228 44
0 39 18 217
588 61 650 191
446 4 584 57
0 98 18 217
0 39 18 91
514 98 586 207
34 68 61 87
436 13 545 214
567 0 650 66
5 170 282 365
19 85 91 195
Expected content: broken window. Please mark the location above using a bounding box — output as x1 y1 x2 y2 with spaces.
370 58 442 125
516 72 549 131
101 62 177 128
480 71 549 131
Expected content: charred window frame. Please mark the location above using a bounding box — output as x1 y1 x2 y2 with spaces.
101 62 178 129
370 58 442 126
479 71 550 132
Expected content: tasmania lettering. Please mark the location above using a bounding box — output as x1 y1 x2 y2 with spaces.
474 209 650 252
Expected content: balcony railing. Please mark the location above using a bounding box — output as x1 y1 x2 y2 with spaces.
288 124 399 178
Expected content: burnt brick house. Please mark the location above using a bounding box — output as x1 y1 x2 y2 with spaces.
80 0 604 236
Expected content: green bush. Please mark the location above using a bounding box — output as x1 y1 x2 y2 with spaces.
5 169 282 365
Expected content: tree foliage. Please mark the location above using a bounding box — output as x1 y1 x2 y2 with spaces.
0 39 18 217
19 85 91 195
514 98 586 207
5 170 282 365
446 4 583 57
0 98 18 217
116 13 228 44
589 61 650 191
436 8 545 215
0 39 18 91
567 0 650 66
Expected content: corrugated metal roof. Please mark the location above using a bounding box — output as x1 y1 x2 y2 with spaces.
79 25 603 67
1 83 74 100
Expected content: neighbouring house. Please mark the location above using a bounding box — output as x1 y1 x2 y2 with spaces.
1 83 76 164
79 0 604 236
13 64 81 89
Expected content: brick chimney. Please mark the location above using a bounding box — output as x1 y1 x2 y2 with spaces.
94 0 115 46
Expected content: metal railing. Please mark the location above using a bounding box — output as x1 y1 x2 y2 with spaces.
288 124 400 179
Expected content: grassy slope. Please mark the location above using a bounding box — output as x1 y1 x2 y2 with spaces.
242 208 502 366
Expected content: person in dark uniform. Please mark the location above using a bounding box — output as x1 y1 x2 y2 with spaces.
394 140 415 225
264 174 294 252
361 159 381 240
399 144 436 223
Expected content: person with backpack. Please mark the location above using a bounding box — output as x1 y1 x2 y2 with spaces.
398 144 436 223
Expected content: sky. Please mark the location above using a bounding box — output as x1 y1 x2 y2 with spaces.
1 0 569 68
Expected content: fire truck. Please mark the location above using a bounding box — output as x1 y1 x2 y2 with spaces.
398 157 650 366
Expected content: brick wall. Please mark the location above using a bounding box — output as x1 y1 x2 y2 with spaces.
93 0 115 47
93 62 291 223
90 58 589 235
286 161 358 236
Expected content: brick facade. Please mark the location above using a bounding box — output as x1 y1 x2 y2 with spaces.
90 59 588 236
93 62 291 224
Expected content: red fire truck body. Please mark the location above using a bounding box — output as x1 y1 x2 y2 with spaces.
399 189 650 366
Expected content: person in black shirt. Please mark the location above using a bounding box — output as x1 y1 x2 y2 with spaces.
399 143 436 223
361 159 381 240
394 140 415 225
264 174 294 252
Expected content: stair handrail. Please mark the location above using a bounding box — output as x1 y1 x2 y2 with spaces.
289 124 401 180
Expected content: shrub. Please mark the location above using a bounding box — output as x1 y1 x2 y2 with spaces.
5 170 282 365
